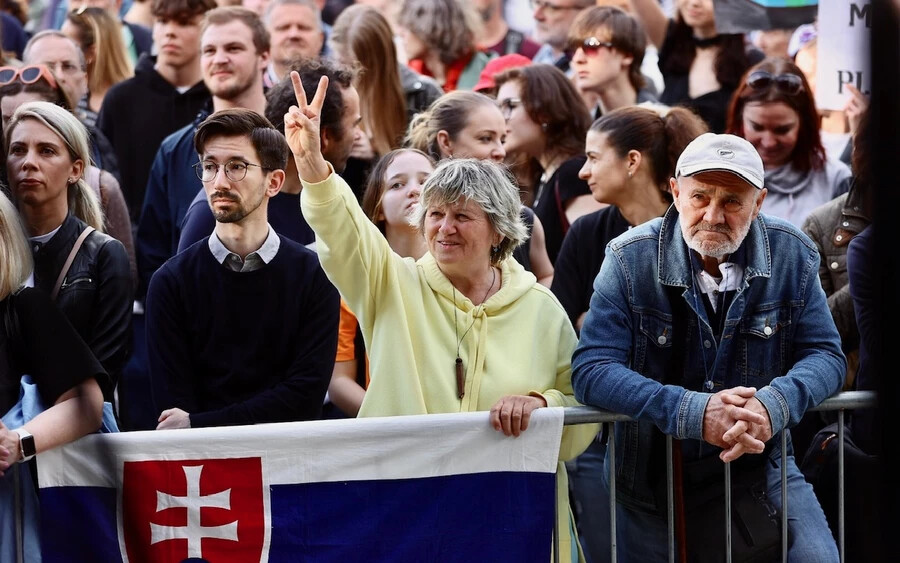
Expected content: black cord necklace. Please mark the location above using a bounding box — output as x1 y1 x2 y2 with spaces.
452 267 496 400
693 35 722 49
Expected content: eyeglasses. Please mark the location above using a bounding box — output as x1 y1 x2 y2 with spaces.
0 65 59 89
566 37 615 59
499 97 522 119
746 70 804 95
193 159 264 182
530 0 583 14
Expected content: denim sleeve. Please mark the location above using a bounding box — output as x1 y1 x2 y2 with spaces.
754 253 846 435
572 247 697 438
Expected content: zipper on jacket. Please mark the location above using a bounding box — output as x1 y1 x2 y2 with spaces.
60 277 92 289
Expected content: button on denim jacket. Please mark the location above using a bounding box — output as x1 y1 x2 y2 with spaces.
572 206 845 513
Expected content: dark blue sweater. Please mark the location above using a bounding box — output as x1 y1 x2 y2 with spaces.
146 235 339 427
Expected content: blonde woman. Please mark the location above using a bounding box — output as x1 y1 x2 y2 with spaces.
62 6 134 127
5 101 131 402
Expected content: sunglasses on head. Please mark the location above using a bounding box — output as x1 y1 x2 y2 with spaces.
566 37 615 59
746 70 803 95
0 65 59 89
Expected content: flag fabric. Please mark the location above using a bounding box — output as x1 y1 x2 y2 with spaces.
36 409 564 562
715 0 818 34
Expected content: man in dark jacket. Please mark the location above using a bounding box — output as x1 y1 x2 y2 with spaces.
97 0 217 226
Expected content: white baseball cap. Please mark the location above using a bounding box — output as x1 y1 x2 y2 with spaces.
675 133 765 190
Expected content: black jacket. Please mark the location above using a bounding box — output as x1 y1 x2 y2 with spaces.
97 54 211 224
31 214 133 399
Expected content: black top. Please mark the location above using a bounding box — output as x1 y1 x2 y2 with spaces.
657 21 763 133
551 206 631 328
146 236 340 428
532 156 592 264
97 54 211 223
0 288 105 415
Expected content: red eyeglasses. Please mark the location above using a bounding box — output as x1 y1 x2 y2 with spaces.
0 65 59 89
566 37 615 59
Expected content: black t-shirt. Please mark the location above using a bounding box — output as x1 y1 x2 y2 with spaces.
532 156 591 264
551 206 631 328
0 287 105 415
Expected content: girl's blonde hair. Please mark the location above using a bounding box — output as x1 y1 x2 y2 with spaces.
0 190 32 301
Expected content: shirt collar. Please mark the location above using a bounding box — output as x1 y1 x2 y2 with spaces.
207 225 280 270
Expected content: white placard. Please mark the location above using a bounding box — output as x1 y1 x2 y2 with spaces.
816 0 872 110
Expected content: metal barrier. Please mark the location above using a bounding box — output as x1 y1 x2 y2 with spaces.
558 390 877 563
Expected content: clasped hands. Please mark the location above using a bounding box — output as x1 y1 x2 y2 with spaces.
702 386 773 463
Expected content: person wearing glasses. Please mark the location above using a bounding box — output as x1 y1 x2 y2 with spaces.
628 0 762 133
4 101 132 404
405 90 554 287
530 0 595 72
494 63 600 264
146 108 339 430
726 58 851 227
568 6 657 120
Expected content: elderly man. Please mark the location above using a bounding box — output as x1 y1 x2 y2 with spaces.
262 0 330 87
572 133 844 561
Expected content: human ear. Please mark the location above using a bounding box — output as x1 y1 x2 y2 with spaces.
436 130 453 158
266 169 285 197
670 177 681 211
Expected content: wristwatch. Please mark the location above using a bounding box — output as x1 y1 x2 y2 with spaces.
13 428 36 463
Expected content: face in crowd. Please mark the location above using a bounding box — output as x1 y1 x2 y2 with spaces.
437 103 506 163
154 11 207 70
671 171 766 259
268 3 324 66
531 0 589 50
579 129 631 205
496 79 543 158
201 19 268 100
6 118 84 212
23 35 88 107
201 135 280 224
376 150 433 228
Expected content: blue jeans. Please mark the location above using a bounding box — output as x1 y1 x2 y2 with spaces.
605 453 838 563
566 436 610 563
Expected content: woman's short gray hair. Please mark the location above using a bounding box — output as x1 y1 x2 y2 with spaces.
412 158 528 266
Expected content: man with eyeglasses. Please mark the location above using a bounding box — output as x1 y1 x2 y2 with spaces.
21 30 122 182
531 0 594 72
568 6 657 120
146 108 339 430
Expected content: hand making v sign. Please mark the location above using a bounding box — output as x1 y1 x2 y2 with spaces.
284 71 331 184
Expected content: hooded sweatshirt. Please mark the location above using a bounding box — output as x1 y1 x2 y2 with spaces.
762 157 851 227
301 171 597 561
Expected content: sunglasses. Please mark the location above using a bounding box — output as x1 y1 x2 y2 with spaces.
566 37 615 59
0 65 59 89
746 70 803 95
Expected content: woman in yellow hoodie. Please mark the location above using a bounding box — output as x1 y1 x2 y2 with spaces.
286 72 597 562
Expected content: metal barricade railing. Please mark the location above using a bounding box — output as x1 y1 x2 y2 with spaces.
558 390 877 563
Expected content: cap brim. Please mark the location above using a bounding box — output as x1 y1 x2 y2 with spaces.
679 163 764 189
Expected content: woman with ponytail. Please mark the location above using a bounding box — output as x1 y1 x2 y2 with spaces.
5 101 131 403
552 105 708 331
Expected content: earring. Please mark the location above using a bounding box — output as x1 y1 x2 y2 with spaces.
627 171 633 178
541 123 548 131
491 245 499 255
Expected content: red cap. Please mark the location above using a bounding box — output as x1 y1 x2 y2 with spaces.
473 54 533 92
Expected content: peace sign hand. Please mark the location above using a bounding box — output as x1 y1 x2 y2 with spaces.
284 71 331 183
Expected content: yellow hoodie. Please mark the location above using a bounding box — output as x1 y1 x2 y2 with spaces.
302 172 598 560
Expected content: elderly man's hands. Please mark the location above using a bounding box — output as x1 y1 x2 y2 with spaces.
702 386 773 462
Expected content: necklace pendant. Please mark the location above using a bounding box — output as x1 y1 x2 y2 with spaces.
455 357 465 399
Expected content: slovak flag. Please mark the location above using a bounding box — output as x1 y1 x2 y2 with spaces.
36 410 564 562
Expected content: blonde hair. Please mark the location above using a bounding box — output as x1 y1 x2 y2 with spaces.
66 7 134 95
331 4 406 156
5 101 104 231
0 191 33 301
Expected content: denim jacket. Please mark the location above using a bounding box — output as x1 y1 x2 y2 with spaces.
571 206 845 512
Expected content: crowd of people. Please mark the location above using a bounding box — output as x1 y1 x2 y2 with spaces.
0 0 886 561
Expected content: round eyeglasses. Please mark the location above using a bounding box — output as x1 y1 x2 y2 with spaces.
193 159 264 182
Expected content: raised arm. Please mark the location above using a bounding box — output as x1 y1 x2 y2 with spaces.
285 72 331 183
629 0 669 50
